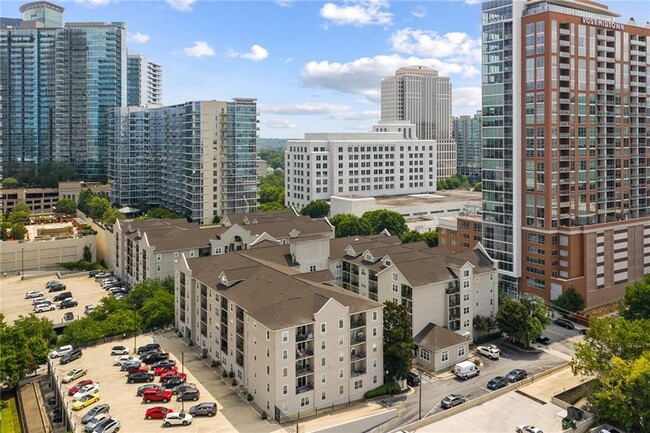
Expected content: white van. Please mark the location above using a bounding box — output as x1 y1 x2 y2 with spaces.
455 360 480 380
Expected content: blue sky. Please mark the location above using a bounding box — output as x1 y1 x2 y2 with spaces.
5 0 649 138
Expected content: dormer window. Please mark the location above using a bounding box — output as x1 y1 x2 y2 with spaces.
365 253 373 261
384 259 392 266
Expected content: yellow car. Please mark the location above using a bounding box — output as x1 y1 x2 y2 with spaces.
72 393 100 411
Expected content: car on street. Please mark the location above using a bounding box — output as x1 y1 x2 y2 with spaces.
84 414 111 432
137 384 163 396
88 270 103 277
110 345 130 355
188 402 217 417
176 387 200 402
81 403 110 424
406 371 420 387
160 372 187 383
516 425 544 433
35 303 56 313
46 280 65 289
50 345 74 359
72 393 100 411
60 348 83 364
170 383 196 395
154 365 178 376
487 376 508 390
162 412 193 427
73 384 100 400
128 372 155 383
476 344 501 360
536 335 551 345
440 394 466 409
25 290 44 299
506 369 528 382
33 296 52 305
151 360 176 370
142 389 173 403
95 418 120 433
68 379 93 396
58 298 78 309
554 318 575 330
121 360 142 371
145 406 173 420
113 355 134 366
62 368 87 383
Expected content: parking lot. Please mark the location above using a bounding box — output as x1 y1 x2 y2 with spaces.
1 274 111 324
48 334 243 432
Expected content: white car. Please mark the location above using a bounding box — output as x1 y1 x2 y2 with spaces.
25 290 44 299
113 355 134 366
50 345 74 359
476 344 501 360
162 412 193 427
62 368 87 383
516 425 544 433
35 303 56 313
73 384 100 400
85 305 96 315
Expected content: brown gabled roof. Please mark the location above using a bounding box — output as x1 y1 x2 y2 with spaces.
121 219 216 252
414 322 468 351
294 269 336 284
213 217 332 241
222 209 298 226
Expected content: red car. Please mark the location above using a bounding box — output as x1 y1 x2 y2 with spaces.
68 379 93 396
160 372 187 383
142 389 173 403
153 365 178 376
126 364 150 374
145 406 173 420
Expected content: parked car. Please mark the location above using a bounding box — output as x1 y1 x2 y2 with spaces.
25 290 44 299
137 343 161 355
440 394 466 409
60 348 83 364
454 361 480 380
151 360 177 370
50 345 74 359
48 283 66 292
406 371 420 387
95 418 120 433
554 318 575 330
73 384 100 400
110 345 130 355
145 406 174 420
68 380 93 396
47 395 56 405
33 297 51 305
476 344 501 360
84 414 111 432
579 328 589 335
62 368 87 383
128 372 155 383
137 384 163 397
142 352 169 365
88 270 103 277
113 355 134 366
188 402 217 417
114 293 127 300
162 412 193 427
35 303 56 313
516 425 544 433
506 369 528 383
126 364 150 374
52 410 63 423
81 403 110 424
487 376 508 390
170 383 196 395
142 389 172 403
93 272 112 279
53 291 72 302
121 360 142 371
72 393 100 411
176 387 200 402
154 365 178 376
162 377 187 389
160 372 186 383
63 312 75 321
536 335 551 345
59 298 78 309
84 305 96 315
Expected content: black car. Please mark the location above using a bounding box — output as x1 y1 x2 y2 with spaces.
487 376 508 390
137 343 161 355
536 335 551 345
59 298 78 309
150 359 176 370
63 312 75 321
177 388 200 402
127 372 154 383
60 348 82 364
441 394 466 409
48 283 66 292
506 369 528 382
81 403 110 424
52 409 63 423
554 318 575 330
579 328 589 335
162 377 186 389
88 270 103 277
137 384 162 396
189 402 217 417
406 371 420 387
53 291 72 302
171 383 196 395
141 352 169 364
47 395 57 405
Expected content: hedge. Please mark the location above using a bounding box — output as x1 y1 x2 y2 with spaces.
364 381 401 399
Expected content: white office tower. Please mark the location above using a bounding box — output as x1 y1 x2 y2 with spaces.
381 66 456 180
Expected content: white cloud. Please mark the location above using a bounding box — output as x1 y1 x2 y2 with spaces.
73 0 110 7
411 6 426 18
264 118 297 129
453 87 482 111
464 0 482 4
320 0 393 28
260 102 379 121
229 44 269 62
166 0 195 12
128 32 150 44
389 28 481 63
276 0 293 7
183 41 215 58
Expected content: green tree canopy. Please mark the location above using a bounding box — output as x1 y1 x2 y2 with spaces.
87 196 110 220
300 200 330 218
2 177 19 188
258 149 285 169
258 202 285 212
422 229 439 248
496 296 551 347
9 223 26 240
101 207 125 227
552 286 586 313
329 214 373 238
362 209 408 237
473 181 482 192
78 188 94 214
8 203 31 224
148 207 182 219
619 275 650 320
55 198 77 216
383 302 412 381
259 184 284 205
399 229 424 244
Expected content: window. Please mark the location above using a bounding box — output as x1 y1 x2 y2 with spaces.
339 368 344 378
282 385 288 395
339 385 344 395
321 357 326 367
267 383 270 392
463 294 470 302
458 346 466 357
266 330 270 341
442 351 449 362
372 311 378 321
392 283 399 292
321 341 326 350
156 254 161 262
309 265 317 272
373 374 378 384
463 307 470 315
282 331 288 343
282 367 288 378
267 366 270 374
321 323 327 334
463 269 470 278
419 349 430 362
372 359 377 368
282 350 288 360
463 280 470 288
372 343 377 353
354 380 363 390
392 272 398 282
321 391 327 401
338 319 344 329
338 336 344 346
300 396 310 407
321 373 326 384
282 402 288 413
372 328 377 337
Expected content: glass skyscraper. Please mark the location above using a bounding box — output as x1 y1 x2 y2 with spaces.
0 1 127 180
127 51 162 107
453 110 482 180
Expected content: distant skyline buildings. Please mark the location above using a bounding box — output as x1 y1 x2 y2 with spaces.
453 111 482 180
127 51 163 107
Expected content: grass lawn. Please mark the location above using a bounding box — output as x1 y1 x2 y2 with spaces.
1 396 22 433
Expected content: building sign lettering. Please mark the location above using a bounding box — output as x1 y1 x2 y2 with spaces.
582 16 624 30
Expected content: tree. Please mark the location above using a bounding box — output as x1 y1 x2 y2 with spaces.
13 314 57 364
552 286 586 314
422 229 439 248
619 275 650 320
78 188 94 214
473 314 497 333
400 229 424 244
258 149 285 169
140 290 175 329
362 209 408 237
259 184 284 205
87 196 110 220
55 198 77 216
473 181 482 192
2 177 19 188
9 223 26 240
8 203 31 224
495 296 550 347
258 202 285 212
148 207 182 219
301 200 330 218
101 207 125 227
383 302 412 381
83 245 92 262
329 214 373 238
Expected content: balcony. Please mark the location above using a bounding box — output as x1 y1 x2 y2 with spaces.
448 293 460 307
350 313 366 329
296 325 314 342
350 330 366 345
446 281 460 294
296 341 314 359
296 361 313 376
350 349 366 361
350 367 366 377
296 383 313 395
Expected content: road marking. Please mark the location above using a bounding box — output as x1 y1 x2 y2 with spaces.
424 402 440 418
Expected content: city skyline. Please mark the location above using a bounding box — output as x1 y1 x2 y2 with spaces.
4 0 645 139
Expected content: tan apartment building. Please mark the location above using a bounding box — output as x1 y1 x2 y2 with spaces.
438 214 483 253
0 181 109 215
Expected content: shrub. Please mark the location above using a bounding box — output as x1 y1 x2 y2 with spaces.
247 393 253 401
261 411 268 420
231 378 237 386
364 381 401 399
222 371 228 378
228 370 235 378
211 360 220 368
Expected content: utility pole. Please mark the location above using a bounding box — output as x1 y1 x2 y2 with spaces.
181 352 185 413
418 371 422 420
21 247 24 277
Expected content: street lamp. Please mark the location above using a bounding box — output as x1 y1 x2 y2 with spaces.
21 247 24 277
418 370 422 420
133 310 138 354
181 352 185 413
